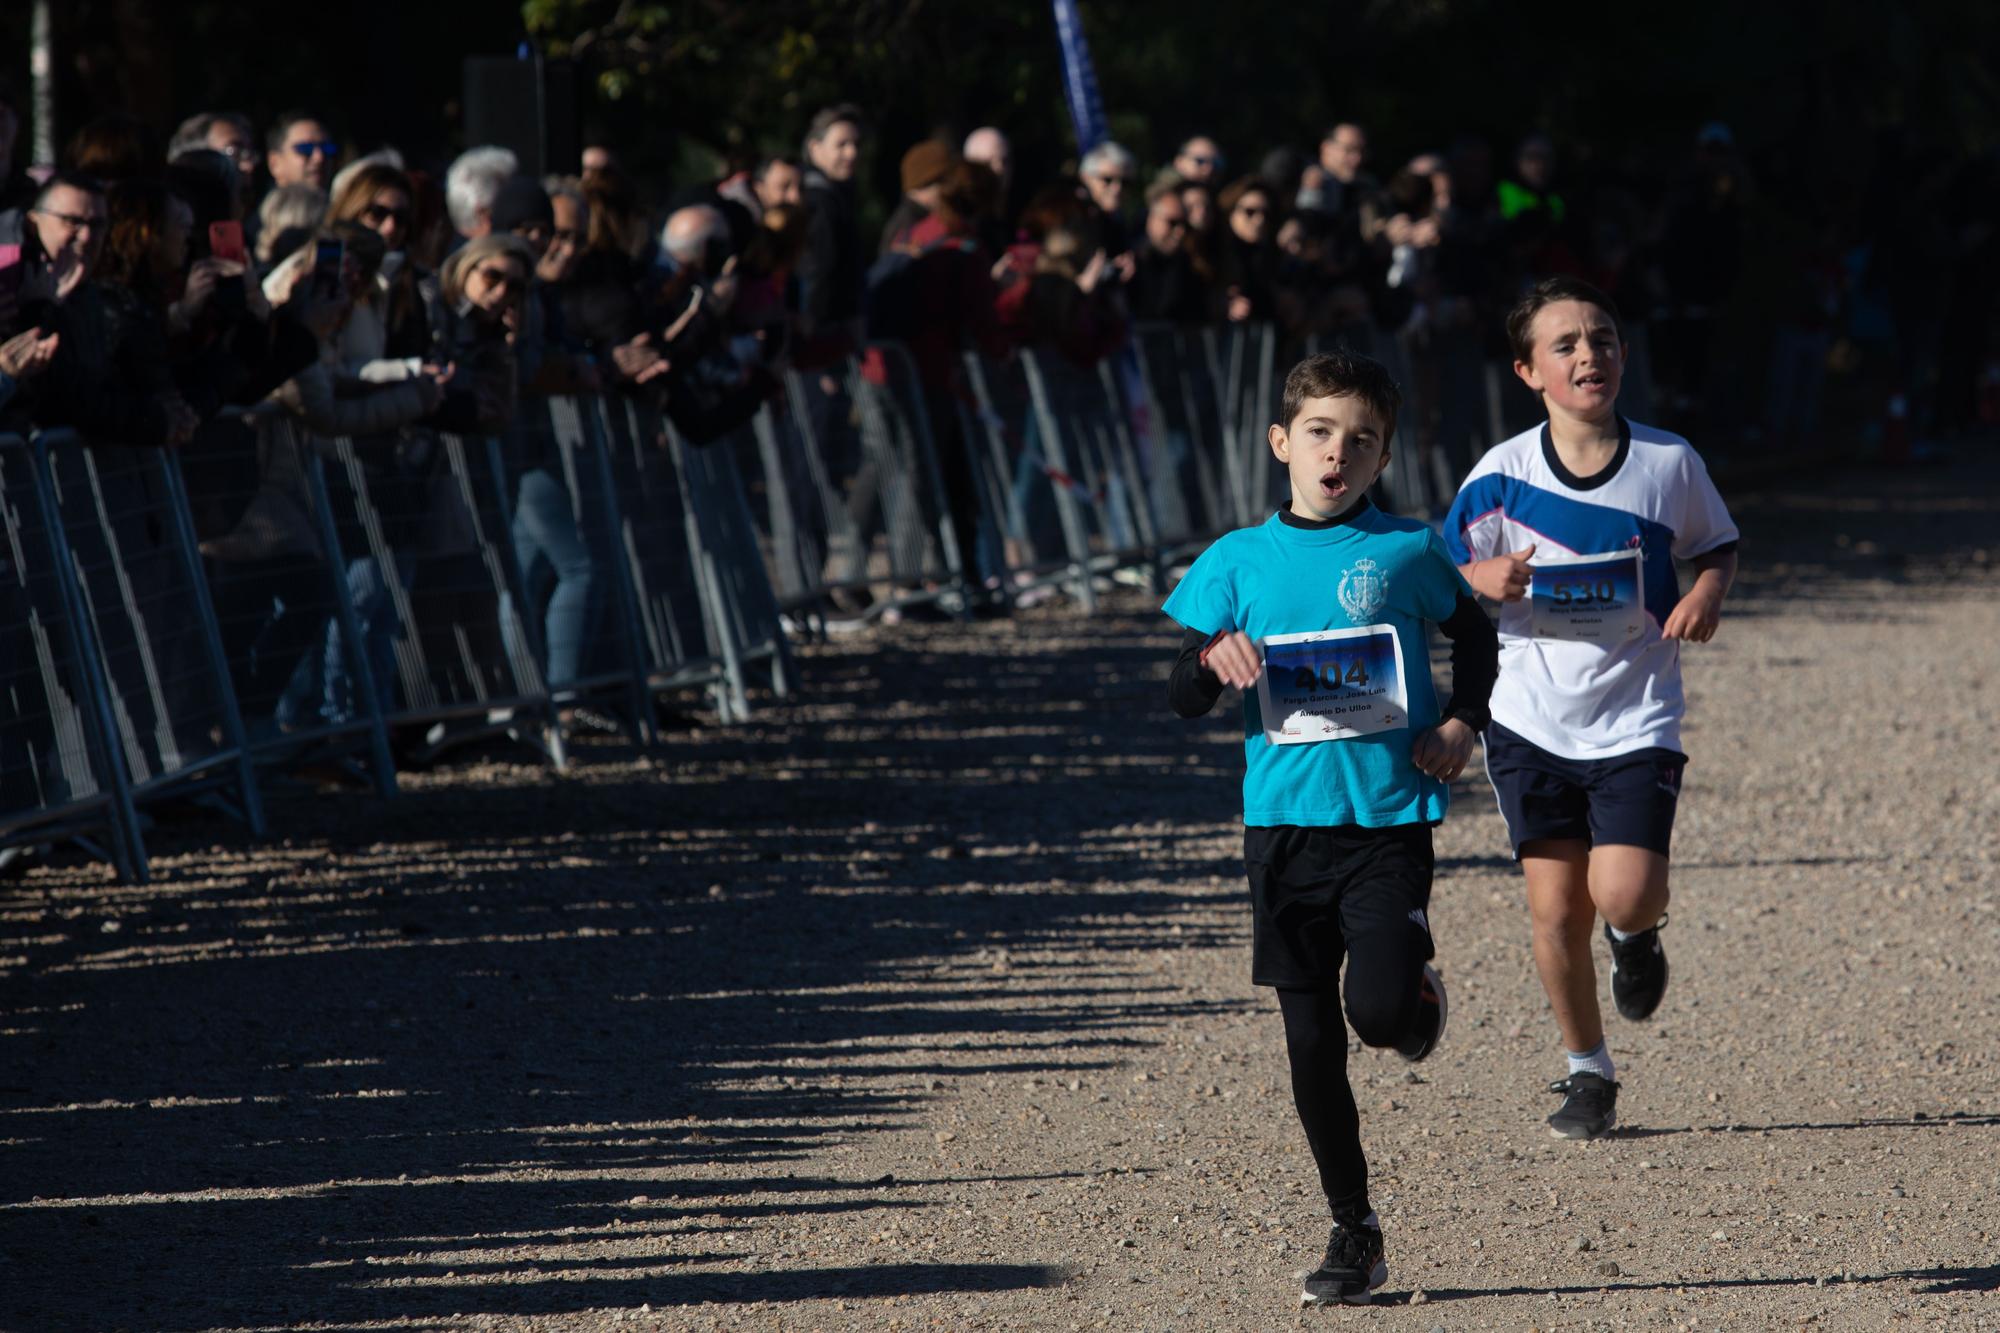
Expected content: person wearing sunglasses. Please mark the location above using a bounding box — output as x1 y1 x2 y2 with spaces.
1214 176 1281 324
434 234 533 435
1130 178 1208 324
1173 135 1227 187
266 110 340 193
328 161 438 361
1078 140 1139 271
330 162 415 255
267 221 455 733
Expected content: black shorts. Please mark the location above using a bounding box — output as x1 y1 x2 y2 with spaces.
1482 721 1686 858
1245 823 1435 990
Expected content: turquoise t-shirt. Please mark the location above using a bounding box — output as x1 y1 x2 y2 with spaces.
1162 506 1471 828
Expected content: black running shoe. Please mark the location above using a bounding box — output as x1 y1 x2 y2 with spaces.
1299 1213 1387 1307
1395 964 1449 1062
1605 916 1669 1021
1546 1072 1620 1140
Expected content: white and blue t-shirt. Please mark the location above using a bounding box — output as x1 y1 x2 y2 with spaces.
1163 506 1470 828
1441 419 1738 761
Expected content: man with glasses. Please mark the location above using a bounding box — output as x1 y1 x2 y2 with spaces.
2 173 198 446
1311 122 1382 235
26 179 106 283
266 111 340 193
1080 140 1139 268
170 111 259 177
1 173 107 334
1130 179 1206 324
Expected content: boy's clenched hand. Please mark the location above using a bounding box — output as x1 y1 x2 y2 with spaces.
1200 631 1263 691
1662 584 1723 642
1411 717 1474 782
1466 544 1536 602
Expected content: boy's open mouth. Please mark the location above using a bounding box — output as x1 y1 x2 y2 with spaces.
1318 469 1346 496
1575 371 1608 389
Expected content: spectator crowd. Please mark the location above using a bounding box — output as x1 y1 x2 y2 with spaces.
1 90 1995 635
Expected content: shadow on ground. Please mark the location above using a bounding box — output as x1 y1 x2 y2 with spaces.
0 600 1232 1329
4 444 1997 1329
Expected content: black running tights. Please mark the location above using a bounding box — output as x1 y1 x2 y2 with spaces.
1277 986 1372 1220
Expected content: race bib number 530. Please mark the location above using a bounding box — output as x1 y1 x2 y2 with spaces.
1530 548 1644 643
1255 625 1409 745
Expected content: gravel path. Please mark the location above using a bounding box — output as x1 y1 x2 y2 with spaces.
3 449 1997 1332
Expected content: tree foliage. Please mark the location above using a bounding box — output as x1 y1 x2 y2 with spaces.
0 0 1991 195
518 1 2000 212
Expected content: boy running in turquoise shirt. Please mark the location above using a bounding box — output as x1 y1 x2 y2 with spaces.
1165 350 1498 1306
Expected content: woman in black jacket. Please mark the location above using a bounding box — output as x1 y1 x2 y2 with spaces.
1212 175 1282 325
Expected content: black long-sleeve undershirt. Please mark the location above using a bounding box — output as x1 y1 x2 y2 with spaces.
1165 503 1500 731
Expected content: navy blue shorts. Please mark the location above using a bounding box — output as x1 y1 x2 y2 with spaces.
1482 722 1686 858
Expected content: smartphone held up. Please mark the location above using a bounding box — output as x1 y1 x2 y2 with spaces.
312 238 345 300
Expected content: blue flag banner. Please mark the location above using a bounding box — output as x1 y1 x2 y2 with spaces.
1052 0 1110 153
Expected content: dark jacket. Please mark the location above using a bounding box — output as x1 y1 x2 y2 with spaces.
1213 232 1280 324
428 298 519 437
1129 245 1209 324
798 167 865 345
30 281 183 446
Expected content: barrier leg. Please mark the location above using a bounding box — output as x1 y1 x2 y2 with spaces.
157 451 266 836
26 444 151 883
303 455 397 798
571 399 661 747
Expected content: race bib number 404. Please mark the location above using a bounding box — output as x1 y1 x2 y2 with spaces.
1530 548 1644 643
1255 625 1409 745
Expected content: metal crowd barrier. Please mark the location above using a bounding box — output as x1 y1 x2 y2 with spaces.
732 344 972 626
1019 346 1159 601
36 430 265 834
312 424 563 765
957 343 1084 604
729 326 1290 620
589 393 792 723
496 396 655 743
0 435 147 880
1129 323 1229 551
1203 322 1285 530
5 319 1565 881
665 418 794 715
2 388 794 880
188 409 397 794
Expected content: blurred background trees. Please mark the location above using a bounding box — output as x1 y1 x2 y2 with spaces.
4 0 1993 193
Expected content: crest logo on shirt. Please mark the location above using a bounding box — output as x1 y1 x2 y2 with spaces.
1338 557 1387 621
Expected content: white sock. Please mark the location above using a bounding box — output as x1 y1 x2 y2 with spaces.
1607 924 1640 942
1566 1040 1615 1081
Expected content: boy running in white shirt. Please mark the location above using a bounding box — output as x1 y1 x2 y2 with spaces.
1442 277 1738 1140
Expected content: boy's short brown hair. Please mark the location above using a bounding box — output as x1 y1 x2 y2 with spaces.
1506 275 1622 364
1279 349 1402 445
